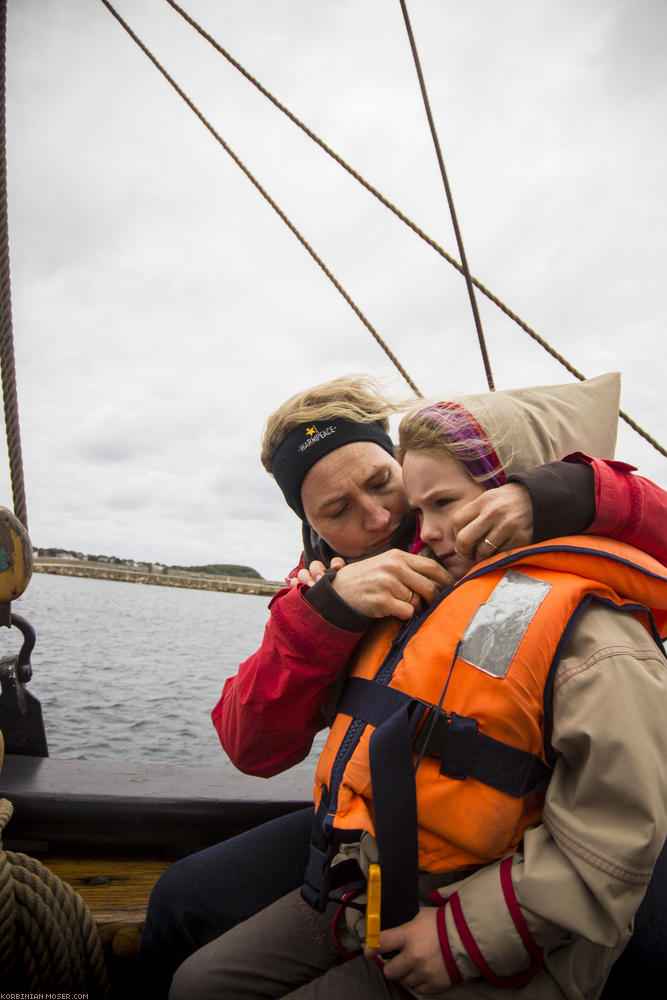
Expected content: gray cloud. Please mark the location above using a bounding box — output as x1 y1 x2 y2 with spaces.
1 0 664 583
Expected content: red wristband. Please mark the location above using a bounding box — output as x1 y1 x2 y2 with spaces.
447 858 542 989
436 904 463 985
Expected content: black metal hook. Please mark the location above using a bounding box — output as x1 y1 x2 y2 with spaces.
9 612 36 681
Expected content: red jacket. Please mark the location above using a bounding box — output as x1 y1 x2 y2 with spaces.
568 453 667 563
212 457 667 777
211 568 366 777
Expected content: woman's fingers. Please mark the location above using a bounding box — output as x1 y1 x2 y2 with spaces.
332 550 452 618
454 483 533 561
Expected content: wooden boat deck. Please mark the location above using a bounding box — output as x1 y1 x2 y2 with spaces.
43 854 170 974
0 753 312 991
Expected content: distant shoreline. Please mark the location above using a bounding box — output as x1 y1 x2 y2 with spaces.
33 558 282 597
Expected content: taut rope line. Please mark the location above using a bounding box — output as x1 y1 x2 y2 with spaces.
99 0 422 398
164 0 489 283
0 0 27 526
162 1 665 458
398 0 494 392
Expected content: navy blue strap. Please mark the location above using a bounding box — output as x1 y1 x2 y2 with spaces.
338 675 413 723
301 791 363 912
340 676 551 797
369 704 420 928
415 707 551 795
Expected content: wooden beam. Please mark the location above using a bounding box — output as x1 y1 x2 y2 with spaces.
0 753 312 856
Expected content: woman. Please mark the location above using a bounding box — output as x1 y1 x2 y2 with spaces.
139 373 667 996
168 373 667 999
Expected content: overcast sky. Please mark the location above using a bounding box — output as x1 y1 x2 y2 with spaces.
2 0 665 581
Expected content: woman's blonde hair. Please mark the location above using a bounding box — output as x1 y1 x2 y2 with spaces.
397 398 508 485
261 374 411 472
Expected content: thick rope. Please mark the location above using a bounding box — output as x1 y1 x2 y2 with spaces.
99 0 422 397
0 797 110 995
163 2 666 456
398 0 494 391
0 799 16 970
0 0 27 526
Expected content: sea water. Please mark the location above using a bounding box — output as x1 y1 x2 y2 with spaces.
8 572 326 771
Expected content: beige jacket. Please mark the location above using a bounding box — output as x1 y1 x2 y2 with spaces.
338 601 667 998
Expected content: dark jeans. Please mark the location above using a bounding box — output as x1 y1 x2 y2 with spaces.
137 806 313 999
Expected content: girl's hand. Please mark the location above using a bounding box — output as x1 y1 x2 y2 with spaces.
364 907 452 994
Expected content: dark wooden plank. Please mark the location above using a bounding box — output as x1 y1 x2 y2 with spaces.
0 754 312 855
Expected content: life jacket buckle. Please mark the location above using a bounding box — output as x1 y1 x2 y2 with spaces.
412 703 480 781
440 712 479 780
301 840 335 913
409 697 440 742
411 699 447 755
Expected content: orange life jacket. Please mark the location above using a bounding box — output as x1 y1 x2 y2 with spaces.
303 536 667 925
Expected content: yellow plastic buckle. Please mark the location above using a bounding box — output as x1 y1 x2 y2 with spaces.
365 863 381 949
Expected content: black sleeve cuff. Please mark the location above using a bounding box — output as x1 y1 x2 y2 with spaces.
509 460 596 543
303 569 374 632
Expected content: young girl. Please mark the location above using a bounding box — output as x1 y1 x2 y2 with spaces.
170 375 667 1000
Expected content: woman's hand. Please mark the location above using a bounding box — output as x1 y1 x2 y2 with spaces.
332 550 452 620
453 482 533 563
364 907 452 994
289 557 345 588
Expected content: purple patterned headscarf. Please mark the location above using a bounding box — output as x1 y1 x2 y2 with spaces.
410 401 506 489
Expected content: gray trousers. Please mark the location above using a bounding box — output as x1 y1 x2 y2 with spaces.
168 887 405 999
166 887 551 999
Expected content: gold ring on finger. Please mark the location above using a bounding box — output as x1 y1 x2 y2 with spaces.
482 537 498 552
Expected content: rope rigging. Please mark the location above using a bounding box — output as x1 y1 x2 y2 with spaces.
0 0 27 526
159 0 666 459
99 0 422 398
397 0 494 392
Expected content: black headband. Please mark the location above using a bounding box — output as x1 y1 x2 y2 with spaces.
271 418 395 520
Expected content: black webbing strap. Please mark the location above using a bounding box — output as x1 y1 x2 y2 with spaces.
368 702 420 927
338 676 412 723
301 791 363 912
414 705 552 796
339 676 551 797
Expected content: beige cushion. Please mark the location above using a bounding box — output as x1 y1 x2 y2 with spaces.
452 372 620 476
